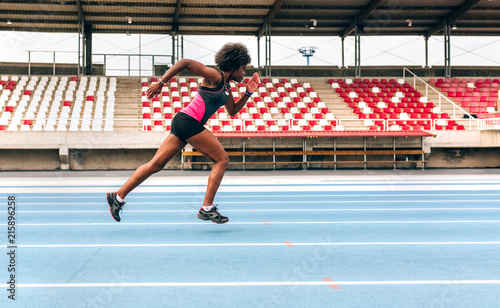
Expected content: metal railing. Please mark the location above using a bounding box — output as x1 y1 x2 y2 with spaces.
25 50 171 76
478 118 500 130
403 67 477 130
93 54 171 76
27 50 79 76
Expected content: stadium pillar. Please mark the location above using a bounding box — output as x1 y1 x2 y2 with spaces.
444 23 451 78
84 24 92 75
171 35 175 64
341 37 346 69
257 37 260 68
265 23 271 76
354 23 361 78
171 31 182 64
78 21 84 75
424 36 429 68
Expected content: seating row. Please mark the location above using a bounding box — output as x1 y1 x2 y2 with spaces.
0 75 116 131
141 77 332 132
431 78 499 117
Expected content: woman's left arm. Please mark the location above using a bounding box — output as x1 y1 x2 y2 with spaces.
225 73 260 117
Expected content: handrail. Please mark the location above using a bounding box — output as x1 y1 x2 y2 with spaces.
478 117 500 130
403 67 477 130
3 116 471 132
25 50 171 77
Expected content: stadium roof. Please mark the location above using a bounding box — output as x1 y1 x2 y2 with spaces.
0 0 499 37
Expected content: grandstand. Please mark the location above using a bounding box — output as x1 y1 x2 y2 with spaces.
0 70 498 170
1 73 498 133
0 0 499 170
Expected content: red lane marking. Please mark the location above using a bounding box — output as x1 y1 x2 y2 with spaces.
284 241 294 247
263 221 270 225
250 209 256 212
322 277 341 289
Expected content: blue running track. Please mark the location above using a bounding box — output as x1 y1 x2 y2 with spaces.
1 170 500 307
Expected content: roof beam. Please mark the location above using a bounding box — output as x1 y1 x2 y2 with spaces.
0 10 77 16
171 0 183 32
341 0 383 38
76 0 84 27
0 0 74 4
257 0 284 38
426 0 481 37
1 19 81 25
173 0 183 24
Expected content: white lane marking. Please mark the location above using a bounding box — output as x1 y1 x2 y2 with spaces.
11 200 500 205
2 184 500 193
11 193 500 199
4 241 500 248
1 174 499 187
14 208 500 213
5 220 500 226
2 280 500 288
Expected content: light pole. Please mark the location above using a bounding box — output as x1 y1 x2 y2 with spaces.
298 46 317 66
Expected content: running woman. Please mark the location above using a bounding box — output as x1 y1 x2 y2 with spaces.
107 43 259 224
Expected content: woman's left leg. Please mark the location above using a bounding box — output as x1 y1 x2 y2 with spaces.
186 129 229 207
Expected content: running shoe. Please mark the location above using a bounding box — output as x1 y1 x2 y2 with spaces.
197 205 229 224
106 192 125 222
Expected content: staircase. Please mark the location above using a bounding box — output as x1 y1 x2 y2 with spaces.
414 81 476 129
308 80 365 130
113 77 143 131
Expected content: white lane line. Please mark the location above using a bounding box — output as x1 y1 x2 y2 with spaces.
4 241 500 248
5 220 500 226
13 193 500 199
2 184 500 193
12 200 500 205
14 208 500 213
1 177 499 187
2 280 500 288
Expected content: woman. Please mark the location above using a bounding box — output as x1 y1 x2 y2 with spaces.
107 42 259 224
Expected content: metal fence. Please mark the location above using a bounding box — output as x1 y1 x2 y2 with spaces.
26 50 171 76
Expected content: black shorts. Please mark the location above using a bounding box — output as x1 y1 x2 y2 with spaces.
170 111 206 142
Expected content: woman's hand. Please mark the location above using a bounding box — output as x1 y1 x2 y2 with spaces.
246 72 260 93
146 82 163 100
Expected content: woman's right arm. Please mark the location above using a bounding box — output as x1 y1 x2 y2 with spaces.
146 59 221 99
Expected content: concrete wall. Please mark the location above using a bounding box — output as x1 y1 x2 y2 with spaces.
0 62 104 76
2 63 499 82
426 147 500 168
1 131 498 170
69 149 180 170
0 149 60 170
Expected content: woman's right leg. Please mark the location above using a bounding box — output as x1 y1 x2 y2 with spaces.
117 134 186 199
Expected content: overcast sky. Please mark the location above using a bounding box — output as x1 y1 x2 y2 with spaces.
1 31 499 76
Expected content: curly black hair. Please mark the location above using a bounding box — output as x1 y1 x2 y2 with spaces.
215 43 251 72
